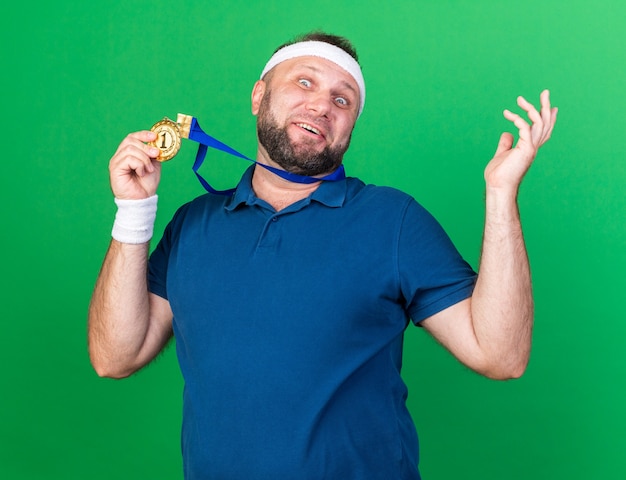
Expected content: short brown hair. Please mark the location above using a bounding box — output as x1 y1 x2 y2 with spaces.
273 31 359 62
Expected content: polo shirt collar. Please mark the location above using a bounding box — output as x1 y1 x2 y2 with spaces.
225 165 347 211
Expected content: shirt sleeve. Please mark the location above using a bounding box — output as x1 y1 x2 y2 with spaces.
397 198 477 324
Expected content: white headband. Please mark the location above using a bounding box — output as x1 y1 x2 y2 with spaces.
260 41 366 117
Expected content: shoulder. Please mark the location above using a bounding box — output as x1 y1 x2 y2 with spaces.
345 177 431 218
163 192 228 232
174 192 228 216
346 177 408 201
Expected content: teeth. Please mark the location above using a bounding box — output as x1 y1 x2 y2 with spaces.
297 123 320 135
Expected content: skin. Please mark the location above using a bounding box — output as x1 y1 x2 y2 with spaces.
88 55 557 380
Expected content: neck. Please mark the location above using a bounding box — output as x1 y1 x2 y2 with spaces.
251 163 322 211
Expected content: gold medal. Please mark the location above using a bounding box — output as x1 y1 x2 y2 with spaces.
149 114 193 162
150 117 181 162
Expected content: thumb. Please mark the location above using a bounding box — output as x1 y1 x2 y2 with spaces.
494 132 514 156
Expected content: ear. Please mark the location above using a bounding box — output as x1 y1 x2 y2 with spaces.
251 80 266 116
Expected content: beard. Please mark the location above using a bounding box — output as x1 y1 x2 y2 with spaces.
256 91 351 177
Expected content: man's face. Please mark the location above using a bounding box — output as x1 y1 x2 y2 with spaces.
252 56 360 176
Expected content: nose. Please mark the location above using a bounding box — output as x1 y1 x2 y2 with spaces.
305 91 332 117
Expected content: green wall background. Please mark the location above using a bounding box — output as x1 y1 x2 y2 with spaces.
2 1 625 478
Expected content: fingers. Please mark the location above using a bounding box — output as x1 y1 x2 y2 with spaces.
542 91 558 144
539 90 552 126
503 109 533 146
517 95 542 128
114 130 158 157
537 90 557 144
111 131 159 175
517 94 547 146
109 131 162 199
503 109 530 130
494 132 514 156
505 90 558 148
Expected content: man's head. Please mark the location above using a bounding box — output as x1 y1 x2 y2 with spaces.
252 32 365 177
261 32 365 117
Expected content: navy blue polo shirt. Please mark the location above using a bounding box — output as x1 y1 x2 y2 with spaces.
148 165 476 479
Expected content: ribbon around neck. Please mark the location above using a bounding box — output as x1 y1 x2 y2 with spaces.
187 117 346 195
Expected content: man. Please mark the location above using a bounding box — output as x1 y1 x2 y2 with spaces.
88 32 557 479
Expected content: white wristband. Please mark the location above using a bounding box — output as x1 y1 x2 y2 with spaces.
111 195 158 244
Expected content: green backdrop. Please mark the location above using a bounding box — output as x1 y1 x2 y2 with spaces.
2 1 625 478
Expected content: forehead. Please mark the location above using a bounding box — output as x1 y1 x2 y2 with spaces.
271 56 359 93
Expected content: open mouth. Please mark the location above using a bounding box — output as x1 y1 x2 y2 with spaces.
296 123 322 136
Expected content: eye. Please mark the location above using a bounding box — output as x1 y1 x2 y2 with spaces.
334 96 348 106
298 78 311 88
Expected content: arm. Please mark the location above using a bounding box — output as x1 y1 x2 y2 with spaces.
88 131 173 379
421 90 558 380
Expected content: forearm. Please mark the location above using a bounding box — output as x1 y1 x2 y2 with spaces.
88 240 154 378
471 188 533 378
